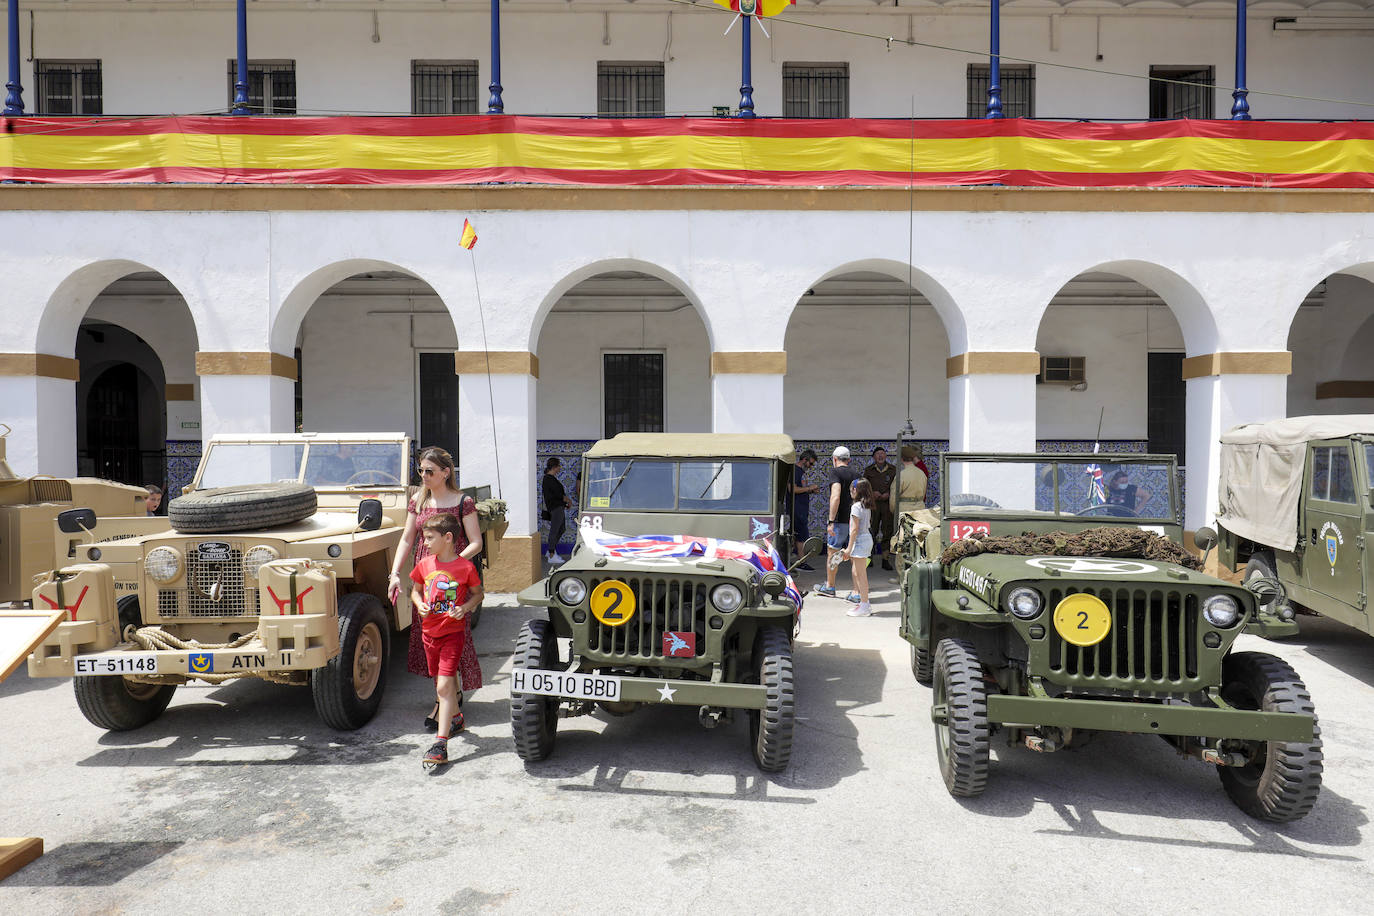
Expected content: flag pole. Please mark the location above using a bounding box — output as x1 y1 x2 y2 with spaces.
466 243 504 501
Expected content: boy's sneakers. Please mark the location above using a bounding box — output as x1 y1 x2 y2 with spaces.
450 711 465 734
814 585 836 597
423 739 449 764
846 602 873 617
845 593 862 604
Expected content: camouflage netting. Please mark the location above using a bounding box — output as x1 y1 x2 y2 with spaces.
940 526 1202 570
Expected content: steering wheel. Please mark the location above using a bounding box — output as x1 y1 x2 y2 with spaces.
1075 503 1137 518
345 469 402 486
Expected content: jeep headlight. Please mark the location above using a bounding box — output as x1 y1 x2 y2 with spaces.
145 546 182 584
557 577 588 606
1004 586 1044 620
244 545 280 580
711 583 744 613
1203 594 1241 628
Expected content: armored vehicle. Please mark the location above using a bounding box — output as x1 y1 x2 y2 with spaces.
26 433 506 732
897 452 1322 822
512 433 818 772
0 426 151 603
1215 415 1374 637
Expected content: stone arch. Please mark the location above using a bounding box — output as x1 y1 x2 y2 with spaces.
527 258 715 354
1287 265 1374 416
272 258 456 356
785 258 965 354
1032 259 1218 357
36 259 205 357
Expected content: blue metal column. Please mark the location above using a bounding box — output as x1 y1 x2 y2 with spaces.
986 0 1003 118
487 0 504 113
231 0 249 114
4 0 24 115
1231 0 1250 119
737 14 755 118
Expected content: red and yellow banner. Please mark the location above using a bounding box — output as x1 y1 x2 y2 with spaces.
2 115 1373 188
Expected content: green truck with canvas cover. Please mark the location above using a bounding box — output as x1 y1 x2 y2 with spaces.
25 433 506 732
1215 415 1374 638
896 452 1322 822
512 433 819 772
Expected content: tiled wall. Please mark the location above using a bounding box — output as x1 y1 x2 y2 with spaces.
166 439 202 498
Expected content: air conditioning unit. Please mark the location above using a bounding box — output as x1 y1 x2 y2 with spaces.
1037 356 1086 385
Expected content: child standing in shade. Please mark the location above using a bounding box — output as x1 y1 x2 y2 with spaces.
843 477 876 617
409 513 484 765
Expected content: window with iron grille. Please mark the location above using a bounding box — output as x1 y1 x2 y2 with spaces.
1149 66 1214 119
967 64 1034 118
597 62 665 118
782 63 849 118
1147 352 1187 464
604 353 664 438
411 60 479 114
35 60 103 115
225 60 297 114
418 351 461 454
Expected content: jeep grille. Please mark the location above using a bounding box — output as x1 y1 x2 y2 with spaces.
153 542 260 619
1045 587 1200 690
585 576 709 662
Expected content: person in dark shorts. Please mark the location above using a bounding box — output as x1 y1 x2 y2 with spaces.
815 446 858 598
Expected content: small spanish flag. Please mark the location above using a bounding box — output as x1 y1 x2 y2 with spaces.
459 219 478 250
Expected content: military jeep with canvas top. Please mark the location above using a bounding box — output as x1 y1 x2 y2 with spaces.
897 452 1322 822
26 433 505 732
1215 415 1374 638
512 433 817 772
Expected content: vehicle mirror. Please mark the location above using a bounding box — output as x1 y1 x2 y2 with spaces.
1193 526 1218 553
356 498 383 532
57 507 97 535
802 536 824 559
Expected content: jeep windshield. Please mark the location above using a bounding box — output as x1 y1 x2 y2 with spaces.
585 458 772 513
198 442 408 489
944 456 1177 521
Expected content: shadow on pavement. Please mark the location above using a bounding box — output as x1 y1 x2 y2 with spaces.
951 731 1366 859
0 841 182 887
1283 615 1374 689
0 666 61 701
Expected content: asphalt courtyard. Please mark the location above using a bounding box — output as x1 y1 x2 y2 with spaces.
2 564 1372 913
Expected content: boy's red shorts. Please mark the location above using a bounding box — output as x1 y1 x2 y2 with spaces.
423 629 465 678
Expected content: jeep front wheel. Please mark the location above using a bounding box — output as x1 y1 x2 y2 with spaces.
312 593 390 730
74 676 176 731
749 626 796 773
910 643 934 687
1217 651 1323 822
510 618 559 761
933 638 990 797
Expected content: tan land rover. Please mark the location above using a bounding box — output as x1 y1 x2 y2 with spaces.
26 433 506 732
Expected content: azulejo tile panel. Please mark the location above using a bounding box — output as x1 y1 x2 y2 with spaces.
165 440 201 497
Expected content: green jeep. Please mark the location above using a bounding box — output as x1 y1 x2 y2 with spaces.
511 433 819 772
1215 415 1374 637
898 452 1322 822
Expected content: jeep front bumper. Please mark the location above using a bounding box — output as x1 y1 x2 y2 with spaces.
945 694 1314 743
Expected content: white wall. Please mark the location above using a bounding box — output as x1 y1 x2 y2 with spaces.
299 293 458 438
783 303 949 439
535 303 711 439
4 7 1372 119
1035 303 1185 440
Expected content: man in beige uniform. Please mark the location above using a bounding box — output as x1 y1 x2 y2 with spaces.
891 445 928 515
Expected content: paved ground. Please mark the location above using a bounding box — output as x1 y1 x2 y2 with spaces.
2 564 1372 914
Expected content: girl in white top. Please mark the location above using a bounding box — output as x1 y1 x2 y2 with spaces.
843 477 875 617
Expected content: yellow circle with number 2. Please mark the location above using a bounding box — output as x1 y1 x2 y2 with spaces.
590 580 637 627
1052 593 1112 647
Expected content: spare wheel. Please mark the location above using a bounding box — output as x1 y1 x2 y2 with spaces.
169 483 317 533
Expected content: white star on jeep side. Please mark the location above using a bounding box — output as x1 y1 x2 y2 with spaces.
656 683 677 702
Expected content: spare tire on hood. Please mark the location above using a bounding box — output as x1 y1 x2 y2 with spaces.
169 483 318 534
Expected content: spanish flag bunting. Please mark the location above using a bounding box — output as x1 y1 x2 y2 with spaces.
712 0 794 17
459 219 478 250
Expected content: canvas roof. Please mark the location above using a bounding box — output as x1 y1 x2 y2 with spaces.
584 433 796 463
1217 415 1374 551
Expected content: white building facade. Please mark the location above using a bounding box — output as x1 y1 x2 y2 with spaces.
2 1 1373 588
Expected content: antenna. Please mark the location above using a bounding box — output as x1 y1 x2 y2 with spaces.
467 248 504 500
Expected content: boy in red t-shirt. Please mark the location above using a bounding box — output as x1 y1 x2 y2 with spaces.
409 513 483 764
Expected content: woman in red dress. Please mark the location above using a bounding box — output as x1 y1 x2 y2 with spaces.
388 446 483 728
